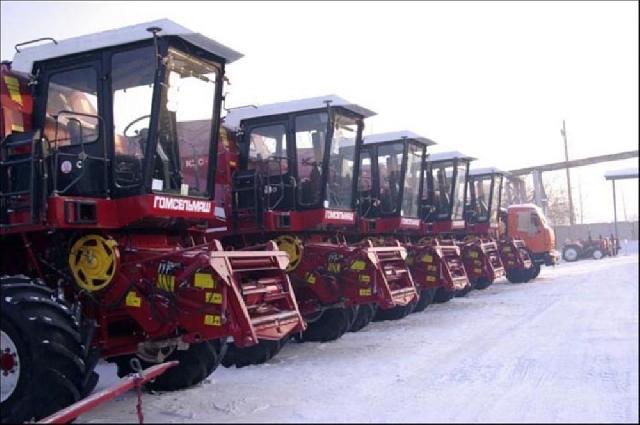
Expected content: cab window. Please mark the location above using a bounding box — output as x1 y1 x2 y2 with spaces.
46 67 99 146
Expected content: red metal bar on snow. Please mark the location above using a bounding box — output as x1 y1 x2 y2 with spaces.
37 361 179 424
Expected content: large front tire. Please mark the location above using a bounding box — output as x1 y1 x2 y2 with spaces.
349 304 377 332
412 288 437 313
433 287 455 303
222 339 285 368
1 276 92 424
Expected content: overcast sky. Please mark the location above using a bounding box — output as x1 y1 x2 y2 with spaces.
1 1 637 223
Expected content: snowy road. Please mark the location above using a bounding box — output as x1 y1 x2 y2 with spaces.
79 244 639 423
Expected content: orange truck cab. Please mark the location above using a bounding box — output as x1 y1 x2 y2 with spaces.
501 204 560 267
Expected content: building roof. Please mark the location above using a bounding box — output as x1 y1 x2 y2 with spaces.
428 150 476 162
11 18 243 74
469 167 509 177
223 94 376 130
363 131 437 146
604 167 639 180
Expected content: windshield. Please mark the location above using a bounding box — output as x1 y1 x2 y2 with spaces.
377 142 404 214
327 114 358 210
295 112 328 206
471 175 492 222
451 164 467 220
432 163 452 219
490 175 502 224
153 48 219 197
111 45 155 188
401 143 422 217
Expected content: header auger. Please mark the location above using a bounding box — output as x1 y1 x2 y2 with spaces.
0 19 304 423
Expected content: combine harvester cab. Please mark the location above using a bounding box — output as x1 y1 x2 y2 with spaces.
466 168 536 283
0 19 303 423
219 95 417 343
423 151 504 294
354 131 467 313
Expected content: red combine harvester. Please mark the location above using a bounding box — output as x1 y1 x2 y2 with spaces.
466 167 537 283
218 96 418 343
353 131 469 312
423 151 505 293
0 19 304 423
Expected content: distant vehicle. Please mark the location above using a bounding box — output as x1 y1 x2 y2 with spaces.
562 234 619 262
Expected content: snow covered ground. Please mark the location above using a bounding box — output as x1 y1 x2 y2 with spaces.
79 241 639 423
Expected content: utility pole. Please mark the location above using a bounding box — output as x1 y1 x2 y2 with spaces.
561 120 575 228
578 176 584 224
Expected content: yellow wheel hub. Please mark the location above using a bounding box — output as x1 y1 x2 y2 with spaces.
68 235 119 292
274 235 303 272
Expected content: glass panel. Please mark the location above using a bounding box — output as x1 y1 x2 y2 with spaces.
451 164 467 220
472 175 492 222
46 67 98 146
401 144 422 217
154 48 219 196
295 112 327 206
248 124 288 174
490 175 502 224
112 46 155 187
377 142 404 214
358 150 372 192
327 114 357 209
432 164 452 218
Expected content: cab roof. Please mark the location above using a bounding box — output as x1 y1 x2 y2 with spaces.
223 95 376 130
428 150 476 162
469 167 509 177
363 131 437 146
11 18 243 74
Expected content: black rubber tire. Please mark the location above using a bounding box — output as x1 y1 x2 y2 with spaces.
433 287 455 303
349 303 377 332
300 307 351 342
506 269 528 283
527 263 541 280
473 278 493 290
374 300 416 321
221 338 285 368
113 339 224 392
1 276 92 424
412 288 437 313
455 283 473 297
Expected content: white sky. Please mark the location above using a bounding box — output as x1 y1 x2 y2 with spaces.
1 1 638 223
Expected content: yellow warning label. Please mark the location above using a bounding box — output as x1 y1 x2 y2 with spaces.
126 291 141 307
204 314 221 326
503 247 512 252
11 124 24 132
359 288 372 296
359 274 370 283
351 260 366 271
421 255 433 263
474 268 482 273
205 292 223 304
474 260 482 265
194 273 215 289
305 272 316 284
470 251 479 258
427 276 436 282
4 76 23 106
427 265 437 272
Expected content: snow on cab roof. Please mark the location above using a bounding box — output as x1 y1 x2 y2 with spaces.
223 95 376 130
11 19 243 74
604 167 639 180
428 150 476 162
363 131 437 146
469 167 509 176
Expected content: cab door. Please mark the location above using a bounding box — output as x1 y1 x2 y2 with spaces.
39 56 107 197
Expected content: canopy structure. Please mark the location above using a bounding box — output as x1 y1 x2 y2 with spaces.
428 150 477 163
469 166 510 177
11 18 243 74
604 167 639 241
223 94 376 130
363 131 437 146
